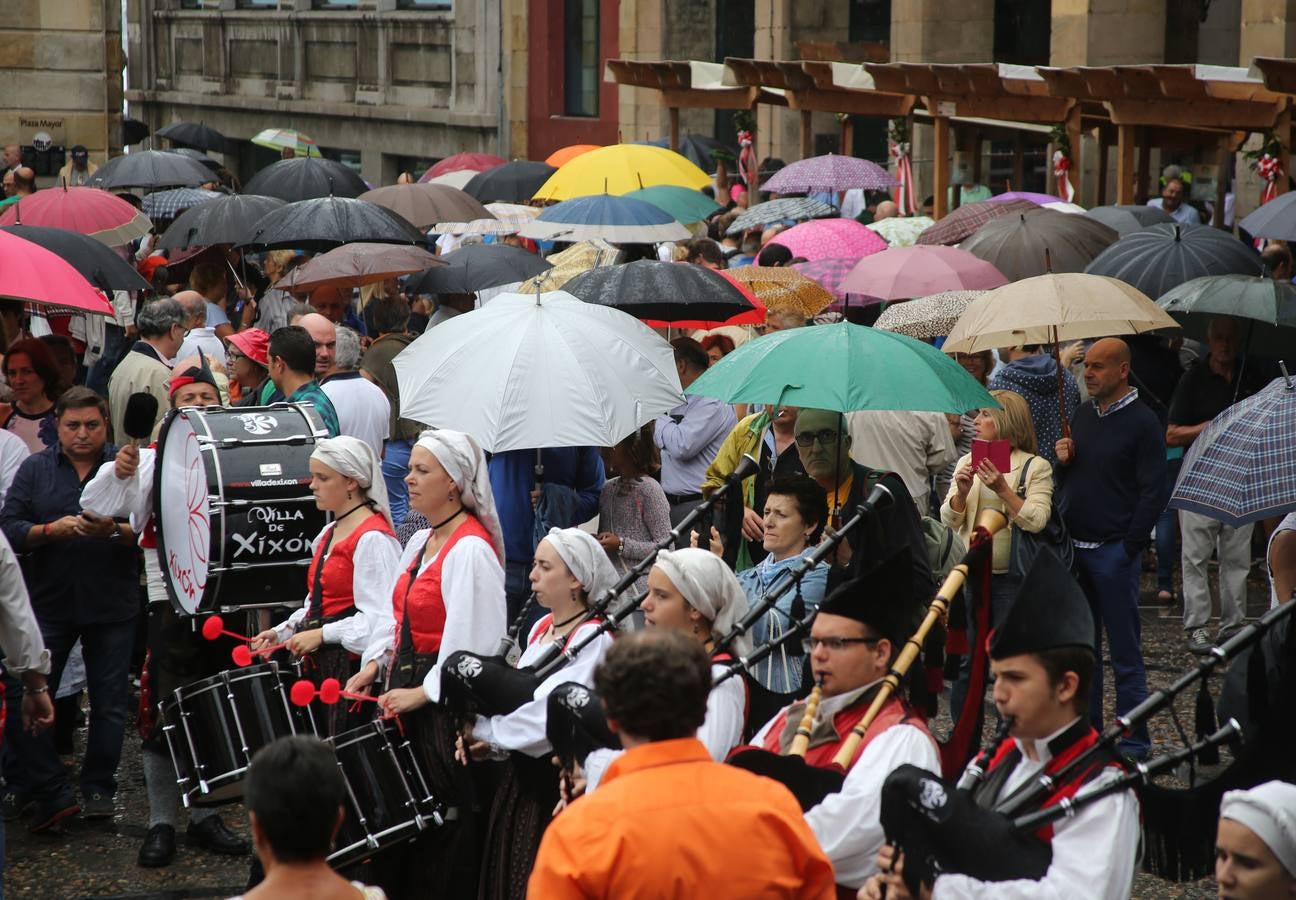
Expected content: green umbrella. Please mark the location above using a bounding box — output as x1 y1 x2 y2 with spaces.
685 321 997 414
1157 274 1296 357
626 185 721 225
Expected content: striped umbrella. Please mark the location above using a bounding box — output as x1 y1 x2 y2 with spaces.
873 290 985 340
251 128 322 158
435 202 541 236
769 218 888 262
141 188 223 220
916 198 1036 246
866 215 935 247
761 154 898 193
725 265 835 317
1170 375 1296 526
725 197 837 235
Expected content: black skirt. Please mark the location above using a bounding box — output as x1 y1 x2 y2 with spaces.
477 750 559 900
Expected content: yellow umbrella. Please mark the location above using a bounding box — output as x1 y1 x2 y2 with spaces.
724 265 835 318
533 145 710 201
942 273 1180 353
519 239 621 291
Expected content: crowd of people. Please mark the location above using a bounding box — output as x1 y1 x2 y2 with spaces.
0 141 1291 900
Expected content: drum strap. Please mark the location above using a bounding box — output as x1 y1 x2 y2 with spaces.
394 535 433 689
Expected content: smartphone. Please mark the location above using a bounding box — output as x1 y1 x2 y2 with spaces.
971 438 1011 473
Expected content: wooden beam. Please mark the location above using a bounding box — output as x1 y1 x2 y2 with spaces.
933 115 950 219
1116 124 1136 204
669 107 680 153
932 95 1073 123
659 87 779 110
1104 98 1282 131
800 109 813 160
782 88 913 117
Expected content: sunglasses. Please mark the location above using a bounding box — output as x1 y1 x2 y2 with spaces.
794 429 841 448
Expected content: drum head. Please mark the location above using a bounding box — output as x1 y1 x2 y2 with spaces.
157 410 209 615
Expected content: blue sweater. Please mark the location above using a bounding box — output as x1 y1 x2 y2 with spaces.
1056 396 1167 550
487 447 604 562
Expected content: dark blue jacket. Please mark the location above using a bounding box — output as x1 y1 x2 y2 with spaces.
487 447 604 562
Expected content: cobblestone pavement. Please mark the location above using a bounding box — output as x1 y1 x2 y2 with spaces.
5 558 1270 899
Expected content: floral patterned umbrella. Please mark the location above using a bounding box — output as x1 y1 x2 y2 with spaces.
725 265 836 317
866 215 935 247
761 154 898 193
873 290 985 340
769 218 888 262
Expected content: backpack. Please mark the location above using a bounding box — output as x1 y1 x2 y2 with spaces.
921 515 967 582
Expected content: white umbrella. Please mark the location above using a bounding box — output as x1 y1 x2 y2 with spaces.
394 290 684 452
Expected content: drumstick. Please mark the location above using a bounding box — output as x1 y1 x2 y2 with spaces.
201 615 253 643
289 678 381 707
230 642 288 667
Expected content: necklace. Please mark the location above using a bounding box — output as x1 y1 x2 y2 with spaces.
334 501 369 524
430 505 466 531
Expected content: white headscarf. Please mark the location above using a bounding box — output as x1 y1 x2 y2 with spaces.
542 527 618 603
1221 781 1296 877
653 548 751 657
414 429 504 561
311 436 392 528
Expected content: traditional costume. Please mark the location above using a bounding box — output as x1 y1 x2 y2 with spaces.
470 528 617 900
267 437 400 736
583 548 750 790
363 429 507 899
744 551 940 893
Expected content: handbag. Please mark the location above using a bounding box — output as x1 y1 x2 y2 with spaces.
1008 455 1074 576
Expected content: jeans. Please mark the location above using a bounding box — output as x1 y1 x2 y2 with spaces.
1180 510 1253 634
382 438 415 527
86 324 128 398
3 617 136 801
1155 457 1182 594
505 557 544 634
1074 541 1150 756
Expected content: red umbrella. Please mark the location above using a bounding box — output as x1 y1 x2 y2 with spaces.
0 186 152 247
840 245 1009 301
0 230 114 314
643 270 767 329
420 152 506 182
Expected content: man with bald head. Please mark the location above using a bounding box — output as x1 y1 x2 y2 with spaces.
1054 337 1166 760
290 311 336 379
11 167 35 198
873 200 898 221
309 285 366 336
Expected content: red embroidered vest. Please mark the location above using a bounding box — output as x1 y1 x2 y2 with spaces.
758 690 936 769
392 516 493 656
306 514 395 619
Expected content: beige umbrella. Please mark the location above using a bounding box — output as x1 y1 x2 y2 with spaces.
434 202 541 236
519 239 621 291
943 274 1180 434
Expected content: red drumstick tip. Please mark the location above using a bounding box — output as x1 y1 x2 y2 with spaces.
231 645 253 667
201 616 224 641
319 678 342 705
289 679 317 707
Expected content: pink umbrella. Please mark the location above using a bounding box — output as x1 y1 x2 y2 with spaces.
769 218 888 262
0 230 114 314
839 245 1009 301
791 257 884 309
761 154 898 193
0 186 151 246
420 152 506 181
988 191 1064 207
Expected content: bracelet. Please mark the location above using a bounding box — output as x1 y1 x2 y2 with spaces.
26 685 48 695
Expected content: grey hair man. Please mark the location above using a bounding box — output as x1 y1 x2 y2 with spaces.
320 325 390 456
108 298 187 441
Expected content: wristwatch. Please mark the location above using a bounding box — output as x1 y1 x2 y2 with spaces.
109 522 122 541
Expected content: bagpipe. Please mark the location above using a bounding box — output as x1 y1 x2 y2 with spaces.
439 455 763 726
722 508 1008 811
878 595 1296 893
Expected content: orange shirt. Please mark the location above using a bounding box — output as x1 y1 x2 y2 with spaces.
527 737 836 899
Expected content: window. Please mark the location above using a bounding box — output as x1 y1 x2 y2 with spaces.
311 0 358 8
994 0 1050 66
235 0 279 7
563 0 599 117
397 0 452 7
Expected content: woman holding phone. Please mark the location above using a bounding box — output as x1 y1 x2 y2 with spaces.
940 389 1053 723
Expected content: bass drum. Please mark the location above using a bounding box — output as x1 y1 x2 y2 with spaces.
155 403 329 616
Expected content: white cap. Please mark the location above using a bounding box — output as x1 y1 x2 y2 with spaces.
1220 781 1296 877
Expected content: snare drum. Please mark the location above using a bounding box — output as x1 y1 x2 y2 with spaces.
154 403 329 615
327 719 445 869
161 662 314 807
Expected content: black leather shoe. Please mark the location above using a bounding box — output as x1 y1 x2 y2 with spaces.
138 824 177 868
186 815 249 856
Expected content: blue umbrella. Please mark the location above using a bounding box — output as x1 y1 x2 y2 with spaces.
1170 374 1296 526
517 194 690 244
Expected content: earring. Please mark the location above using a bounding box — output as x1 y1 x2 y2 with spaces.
347 491 353 501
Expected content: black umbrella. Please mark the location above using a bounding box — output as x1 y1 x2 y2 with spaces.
564 259 757 322
168 148 222 172
1084 223 1263 299
121 117 150 147
240 196 423 252
86 150 214 190
157 194 286 250
463 161 557 204
244 157 369 203
1 225 150 293
1083 204 1173 237
1239 190 1296 241
157 122 227 153
643 134 737 173
408 243 551 294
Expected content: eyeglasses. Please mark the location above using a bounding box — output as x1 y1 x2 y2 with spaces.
801 636 881 653
795 429 841 448
226 350 244 363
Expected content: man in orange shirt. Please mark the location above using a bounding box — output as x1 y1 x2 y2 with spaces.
527 630 836 899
